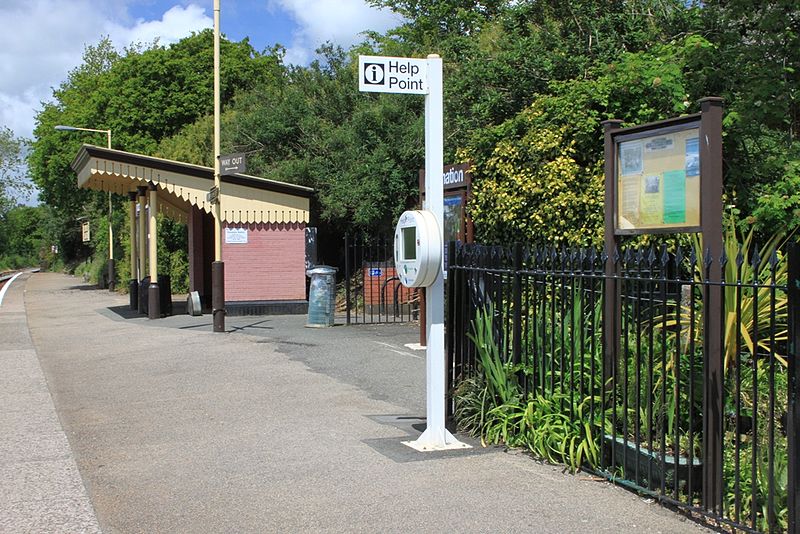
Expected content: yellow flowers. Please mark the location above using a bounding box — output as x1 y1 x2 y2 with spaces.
468 121 604 247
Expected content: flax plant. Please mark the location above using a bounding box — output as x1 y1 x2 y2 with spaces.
457 304 603 473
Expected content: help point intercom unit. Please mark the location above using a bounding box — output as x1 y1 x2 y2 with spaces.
394 210 441 288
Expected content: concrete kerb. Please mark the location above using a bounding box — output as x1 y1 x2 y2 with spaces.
12 272 710 533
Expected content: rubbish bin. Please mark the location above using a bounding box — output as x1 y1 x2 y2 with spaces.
306 265 337 327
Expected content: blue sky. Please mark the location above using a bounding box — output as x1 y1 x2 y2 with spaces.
0 0 401 205
0 0 401 141
127 0 297 54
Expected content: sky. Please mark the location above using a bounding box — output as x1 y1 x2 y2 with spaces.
0 0 402 142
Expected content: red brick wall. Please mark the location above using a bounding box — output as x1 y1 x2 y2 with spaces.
222 222 306 301
362 265 417 305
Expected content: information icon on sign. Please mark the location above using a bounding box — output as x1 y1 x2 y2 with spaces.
363 63 384 85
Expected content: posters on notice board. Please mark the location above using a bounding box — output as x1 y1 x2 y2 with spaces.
616 126 700 232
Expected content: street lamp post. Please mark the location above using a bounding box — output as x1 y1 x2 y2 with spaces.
212 0 225 333
55 125 115 290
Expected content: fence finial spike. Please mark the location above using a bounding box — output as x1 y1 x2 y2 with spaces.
769 249 779 269
704 246 713 268
660 244 669 267
751 244 762 269
623 247 633 268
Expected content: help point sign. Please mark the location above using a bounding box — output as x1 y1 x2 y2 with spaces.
359 55 428 95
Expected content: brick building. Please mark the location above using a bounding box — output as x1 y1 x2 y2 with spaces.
71 145 313 317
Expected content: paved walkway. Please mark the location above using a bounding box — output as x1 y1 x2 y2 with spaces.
2 272 710 533
0 272 101 533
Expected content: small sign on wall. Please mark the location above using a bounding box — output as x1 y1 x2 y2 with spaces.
225 227 248 244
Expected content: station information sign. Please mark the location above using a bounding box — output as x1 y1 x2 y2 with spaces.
359 55 428 95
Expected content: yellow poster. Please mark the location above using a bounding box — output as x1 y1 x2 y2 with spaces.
619 175 640 227
639 175 662 225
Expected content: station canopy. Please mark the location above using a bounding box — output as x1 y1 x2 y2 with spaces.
71 145 313 225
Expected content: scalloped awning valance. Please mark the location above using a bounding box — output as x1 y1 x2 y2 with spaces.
71 145 313 225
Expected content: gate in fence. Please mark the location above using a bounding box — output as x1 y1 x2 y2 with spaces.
446 239 799 533
340 234 420 325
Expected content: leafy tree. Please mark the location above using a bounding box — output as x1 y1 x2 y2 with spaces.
28 32 283 267
464 37 706 246
217 45 425 236
0 127 29 215
698 0 800 231
2 206 47 257
0 127 33 262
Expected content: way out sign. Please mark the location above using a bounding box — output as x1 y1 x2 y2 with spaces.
359 55 428 95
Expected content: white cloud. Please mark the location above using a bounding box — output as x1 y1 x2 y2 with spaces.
0 1 212 140
108 4 212 50
268 0 401 65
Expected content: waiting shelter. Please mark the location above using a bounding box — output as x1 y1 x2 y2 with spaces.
71 145 314 317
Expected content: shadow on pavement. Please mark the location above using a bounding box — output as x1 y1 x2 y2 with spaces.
66 285 101 291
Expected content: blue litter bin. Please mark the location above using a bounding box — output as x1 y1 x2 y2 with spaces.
306 266 337 327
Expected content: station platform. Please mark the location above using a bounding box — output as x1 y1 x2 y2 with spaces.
1 272 708 533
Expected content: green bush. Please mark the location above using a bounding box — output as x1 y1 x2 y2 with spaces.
169 249 189 294
455 304 603 473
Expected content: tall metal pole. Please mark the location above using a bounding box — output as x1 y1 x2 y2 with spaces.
106 130 115 291
54 125 115 290
407 54 466 451
212 0 226 332
787 241 800 533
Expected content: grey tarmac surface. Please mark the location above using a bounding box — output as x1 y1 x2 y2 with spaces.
5 272 711 533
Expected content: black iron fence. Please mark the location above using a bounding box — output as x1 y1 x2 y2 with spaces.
447 239 798 533
340 234 419 325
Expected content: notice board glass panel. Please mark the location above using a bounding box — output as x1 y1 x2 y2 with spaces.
616 125 700 232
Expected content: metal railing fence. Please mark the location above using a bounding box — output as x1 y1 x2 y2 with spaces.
447 240 798 533
340 234 419 325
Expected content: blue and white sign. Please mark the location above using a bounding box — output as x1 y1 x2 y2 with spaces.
359 55 428 95
369 268 383 277
224 227 248 244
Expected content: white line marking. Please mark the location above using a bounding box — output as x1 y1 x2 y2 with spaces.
0 272 23 308
371 341 423 359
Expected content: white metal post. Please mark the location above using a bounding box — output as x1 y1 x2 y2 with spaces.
406 55 468 451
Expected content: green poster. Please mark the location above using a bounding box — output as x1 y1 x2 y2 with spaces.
663 169 686 224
